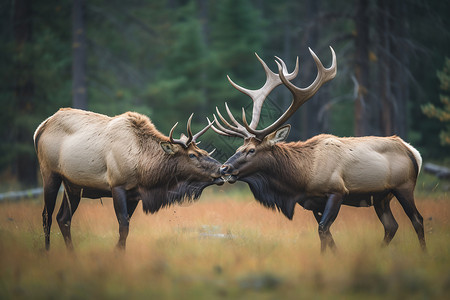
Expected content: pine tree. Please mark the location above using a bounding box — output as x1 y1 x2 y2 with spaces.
422 58 450 145
145 1 209 132
209 0 264 102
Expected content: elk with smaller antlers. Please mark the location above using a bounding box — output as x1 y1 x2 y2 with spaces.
213 48 425 252
34 108 223 250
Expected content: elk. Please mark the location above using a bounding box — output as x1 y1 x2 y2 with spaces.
213 48 425 252
34 108 223 250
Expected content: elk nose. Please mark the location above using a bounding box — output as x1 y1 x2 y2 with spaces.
220 165 231 176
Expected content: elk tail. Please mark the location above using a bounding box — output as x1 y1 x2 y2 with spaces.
401 140 422 176
33 116 51 155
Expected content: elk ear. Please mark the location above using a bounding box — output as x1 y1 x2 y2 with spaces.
263 125 291 146
160 142 178 155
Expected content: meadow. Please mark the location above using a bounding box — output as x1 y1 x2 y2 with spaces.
0 182 449 300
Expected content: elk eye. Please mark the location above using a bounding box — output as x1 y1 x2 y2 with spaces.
248 149 255 154
189 153 196 159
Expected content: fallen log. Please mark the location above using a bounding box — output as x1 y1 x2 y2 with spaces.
424 163 450 179
0 188 43 202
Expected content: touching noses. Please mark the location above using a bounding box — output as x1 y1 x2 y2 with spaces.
220 164 232 176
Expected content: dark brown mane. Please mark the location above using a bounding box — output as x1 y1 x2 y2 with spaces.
239 139 324 220
139 179 214 214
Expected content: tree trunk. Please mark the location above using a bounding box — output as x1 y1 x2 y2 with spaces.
300 0 328 140
299 0 328 139
72 0 88 109
354 0 370 136
281 5 296 140
13 0 37 186
377 0 392 136
389 1 408 138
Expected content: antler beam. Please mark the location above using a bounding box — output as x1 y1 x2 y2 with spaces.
214 47 337 141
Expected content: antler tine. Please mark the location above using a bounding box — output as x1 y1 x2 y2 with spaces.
185 113 194 145
214 104 252 138
192 117 215 143
210 124 233 137
228 53 299 131
168 121 189 148
289 46 336 100
243 46 337 140
216 106 237 131
225 102 245 129
212 114 247 139
169 122 179 143
282 46 336 111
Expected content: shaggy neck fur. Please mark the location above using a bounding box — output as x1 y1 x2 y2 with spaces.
125 112 213 214
139 179 212 214
242 139 318 220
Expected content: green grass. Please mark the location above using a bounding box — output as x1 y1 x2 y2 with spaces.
0 188 449 299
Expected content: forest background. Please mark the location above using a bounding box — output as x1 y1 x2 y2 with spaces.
1 0 449 189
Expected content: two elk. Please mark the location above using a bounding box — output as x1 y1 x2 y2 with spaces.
34 49 425 253
34 108 223 250
213 48 426 252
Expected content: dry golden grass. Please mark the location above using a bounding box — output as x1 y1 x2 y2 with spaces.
0 186 449 299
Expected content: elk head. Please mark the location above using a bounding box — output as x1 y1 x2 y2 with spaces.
160 113 224 187
213 48 337 183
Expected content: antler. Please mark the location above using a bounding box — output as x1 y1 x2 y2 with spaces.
212 53 299 139
213 47 337 141
169 113 214 148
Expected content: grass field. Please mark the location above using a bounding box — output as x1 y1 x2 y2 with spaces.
0 184 449 299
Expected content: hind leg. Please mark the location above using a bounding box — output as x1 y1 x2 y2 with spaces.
373 194 398 246
393 185 426 250
56 185 81 250
42 172 62 251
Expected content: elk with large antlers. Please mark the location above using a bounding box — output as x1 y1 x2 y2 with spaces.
214 48 425 252
34 108 223 250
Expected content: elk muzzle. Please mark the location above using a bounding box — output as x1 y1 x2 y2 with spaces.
212 172 225 186
220 164 238 183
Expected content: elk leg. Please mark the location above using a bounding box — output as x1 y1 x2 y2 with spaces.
393 186 426 251
56 189 81 251
318 193 343 253
127 200 139 219
313 210 337 251
42 172 62 251
373 195 398 246
112 186 129 250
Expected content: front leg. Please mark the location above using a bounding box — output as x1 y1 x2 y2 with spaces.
318 193 343 253
112 186 129 250
313 210 336 252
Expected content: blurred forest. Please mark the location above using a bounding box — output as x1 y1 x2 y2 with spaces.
0 0 449 188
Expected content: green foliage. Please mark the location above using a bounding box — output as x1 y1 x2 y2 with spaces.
422 58 450 145
0 0 71 173
145 1 209 129
209 0 265 98
1 0 449 183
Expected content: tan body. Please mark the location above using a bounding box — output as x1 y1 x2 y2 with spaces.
222 130 425 253
280 134 421 197
34 108 222 250
36 109 174 191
